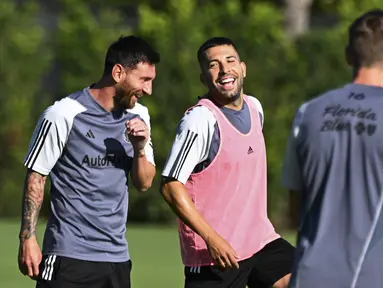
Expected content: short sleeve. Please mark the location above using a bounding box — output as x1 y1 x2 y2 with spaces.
281 104 307 191
161 106 216 184
23 98 86 175
248 96 264 128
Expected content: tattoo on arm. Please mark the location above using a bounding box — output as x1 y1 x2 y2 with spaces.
19 170 46 241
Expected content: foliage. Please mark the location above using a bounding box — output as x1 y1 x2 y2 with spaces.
0 0 51 217
0 0 380 228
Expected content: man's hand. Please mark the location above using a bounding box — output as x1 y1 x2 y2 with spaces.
126 118 149 152
18 236 42 279
206 232 239 270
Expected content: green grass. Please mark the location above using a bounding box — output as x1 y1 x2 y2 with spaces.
0 220 295 288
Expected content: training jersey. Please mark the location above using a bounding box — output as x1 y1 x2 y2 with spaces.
162 95 279 266
162 96 264 184
24 87 154 262
282 83 383 288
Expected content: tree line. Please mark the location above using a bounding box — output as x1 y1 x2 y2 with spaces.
0 0 376 229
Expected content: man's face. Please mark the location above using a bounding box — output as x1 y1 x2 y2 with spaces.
201 45 246 103
114 62 156 110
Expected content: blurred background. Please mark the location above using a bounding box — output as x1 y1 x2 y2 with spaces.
0 0 379 287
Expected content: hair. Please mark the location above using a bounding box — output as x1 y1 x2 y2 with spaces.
197 37 239 67
103 35 160 74
347 9 383 68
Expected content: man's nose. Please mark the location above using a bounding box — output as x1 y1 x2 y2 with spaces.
143 81 152 95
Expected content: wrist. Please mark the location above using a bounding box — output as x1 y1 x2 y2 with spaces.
19 232 36 242
201 227 215 243
134 148 146 158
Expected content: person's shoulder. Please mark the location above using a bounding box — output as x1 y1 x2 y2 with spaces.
126 102 152 128
171 103 217 136
127 102 149 117
246 95 262 108
43 94 87 123
246 95 263 113
182 104 217 128
293 85 349 129
296 86 341 117
305 85 348 107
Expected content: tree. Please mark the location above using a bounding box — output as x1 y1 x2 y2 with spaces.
284 0 314 39
137 0 294 226
0 0 52 216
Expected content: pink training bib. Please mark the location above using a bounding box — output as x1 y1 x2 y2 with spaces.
179 95 280 266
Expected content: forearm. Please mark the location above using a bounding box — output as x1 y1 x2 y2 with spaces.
19 169 46 241
130 149 155 192
161 178 215 241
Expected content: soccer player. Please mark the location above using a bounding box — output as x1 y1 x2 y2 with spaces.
17 35 159 288
161 37 295 288
282 9 383 288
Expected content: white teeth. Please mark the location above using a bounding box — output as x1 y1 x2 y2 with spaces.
220 78 234 84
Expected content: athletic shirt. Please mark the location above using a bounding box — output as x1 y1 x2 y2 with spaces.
162 95 279 266
23 87 154 262
162 96 264 183
282 83 383 288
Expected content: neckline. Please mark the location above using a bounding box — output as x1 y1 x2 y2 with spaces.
201 95 254 137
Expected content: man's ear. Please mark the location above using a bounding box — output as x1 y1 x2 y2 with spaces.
111 64 124 83
241 61 247 78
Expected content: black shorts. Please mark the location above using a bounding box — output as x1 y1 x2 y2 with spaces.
35 255 132 288
185 238 295 288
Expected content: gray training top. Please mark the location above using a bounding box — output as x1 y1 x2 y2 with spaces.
282 83 383 288
23 87 155 262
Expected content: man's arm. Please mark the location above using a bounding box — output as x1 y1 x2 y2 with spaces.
19 101 75 278
18 170 47 278
130 148 155 192
161 178 239 268
160 109 211 236
161 178 215 241
19 169 47 241
161 107 239 269
126 112 156 191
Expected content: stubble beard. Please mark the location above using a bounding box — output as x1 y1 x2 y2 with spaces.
114 85 136 111
212 76 244 106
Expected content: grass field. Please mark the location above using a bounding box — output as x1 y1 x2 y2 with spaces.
0 220 295 288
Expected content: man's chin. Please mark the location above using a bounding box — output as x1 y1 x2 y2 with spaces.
221 91 241 102
121 99 136 110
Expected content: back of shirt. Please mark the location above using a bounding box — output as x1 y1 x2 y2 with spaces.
282 84 383 288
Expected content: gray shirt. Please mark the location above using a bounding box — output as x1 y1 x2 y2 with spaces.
24 87 154 262
282 83 383 288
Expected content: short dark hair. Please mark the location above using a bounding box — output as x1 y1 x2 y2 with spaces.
197 37 239 67
347 9 383 68
103 35 160 74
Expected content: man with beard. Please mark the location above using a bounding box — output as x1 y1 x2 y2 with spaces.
161 37 295 288
17 35 159 288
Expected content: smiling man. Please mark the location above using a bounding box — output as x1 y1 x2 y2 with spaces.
161 37 295 288
17 35 159 288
